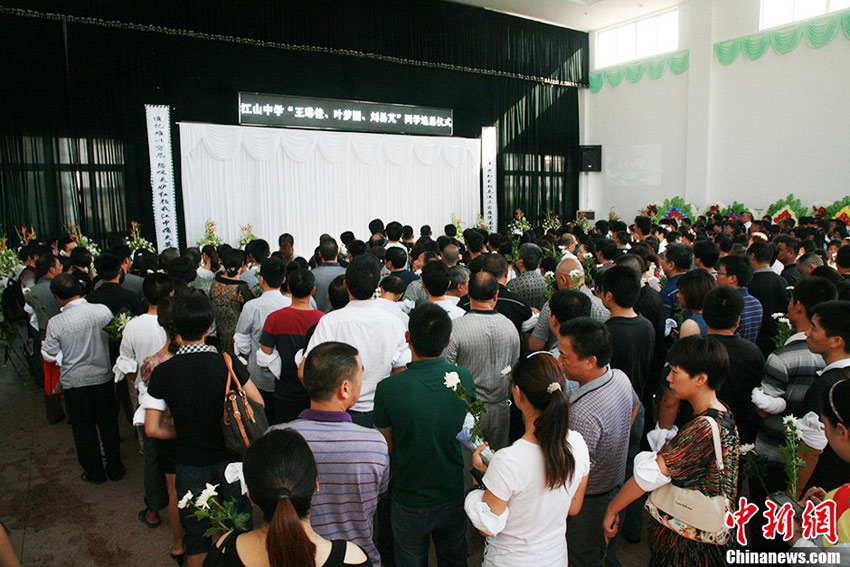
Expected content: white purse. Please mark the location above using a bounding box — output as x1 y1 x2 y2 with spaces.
644 416 732 545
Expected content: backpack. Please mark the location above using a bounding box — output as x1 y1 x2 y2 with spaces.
1 275 27 323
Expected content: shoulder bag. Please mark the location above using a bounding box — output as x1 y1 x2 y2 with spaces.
644 415 732 545
221 353 268 456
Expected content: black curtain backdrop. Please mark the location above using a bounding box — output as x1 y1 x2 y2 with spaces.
0 1 586 246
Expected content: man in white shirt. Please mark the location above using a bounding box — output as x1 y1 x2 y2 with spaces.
385 221 407 251
114 272 172 528
234 258 291 423
421 261 465 320
304 255 410 427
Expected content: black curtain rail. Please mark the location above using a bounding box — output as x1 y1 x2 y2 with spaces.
0 2 588 88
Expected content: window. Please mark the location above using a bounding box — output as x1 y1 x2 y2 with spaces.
760 0 850 30
595 10 679 69
1 135 126 240
502 153 568 227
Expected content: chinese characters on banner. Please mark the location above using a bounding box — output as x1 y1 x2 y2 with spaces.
239 93 453 136
145 105 178 251
481 127 498 232
724 496 838 546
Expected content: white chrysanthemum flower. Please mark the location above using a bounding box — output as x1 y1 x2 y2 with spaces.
195 483 219 510
783 415 798 428
443 372 460 390
771 312 786 320
569 269 583 279
501 366 512 376
777 317 790 326
740 443 755 454
583 253 593 259
178 491 194 509
544 271 555 279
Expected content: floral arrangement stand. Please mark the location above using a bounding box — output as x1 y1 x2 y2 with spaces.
660 197 695 222
765 194 807 224
197 220 224 248
67 223 101 257
127 221 156 254
237 224 257 249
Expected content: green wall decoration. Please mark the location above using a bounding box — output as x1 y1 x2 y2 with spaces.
588 50 689 93
714 11 850 66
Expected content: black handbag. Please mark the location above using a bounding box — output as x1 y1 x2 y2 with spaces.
221 353 268 456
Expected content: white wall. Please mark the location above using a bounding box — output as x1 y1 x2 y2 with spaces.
581 0 850 219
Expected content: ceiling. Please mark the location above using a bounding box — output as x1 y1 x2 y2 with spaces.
450 0 684 32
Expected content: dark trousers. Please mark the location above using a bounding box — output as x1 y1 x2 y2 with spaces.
349 410 374 429
568 488 620 567
176 461 251 556
391 498 467 567
748 463 788 552
64 380 123 482
142 428 169 512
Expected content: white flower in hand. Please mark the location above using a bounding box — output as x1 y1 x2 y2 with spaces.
772 312 786 320
783 414 798 427
569 269 583 279
195 483 219 510
544 271 555 279
740 443 755 454
500 366 511 376
583 253 593 259
444 371 461 391
178 491 194 509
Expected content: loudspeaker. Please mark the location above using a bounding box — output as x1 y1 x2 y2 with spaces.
579 145 602 172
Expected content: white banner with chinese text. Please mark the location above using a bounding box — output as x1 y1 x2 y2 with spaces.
481 127 498 232
145 105 178 250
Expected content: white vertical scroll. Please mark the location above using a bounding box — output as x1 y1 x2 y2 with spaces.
481 126 498 232
145 104 178 251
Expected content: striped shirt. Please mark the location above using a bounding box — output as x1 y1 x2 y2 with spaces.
568 368 639 495
271 410 390 567
444 310 520 403
737 287 764 344
755 333 824 465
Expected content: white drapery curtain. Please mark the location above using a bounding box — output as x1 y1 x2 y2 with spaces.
179 122 481 256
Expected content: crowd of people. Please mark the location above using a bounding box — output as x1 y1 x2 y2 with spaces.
4 211 850 567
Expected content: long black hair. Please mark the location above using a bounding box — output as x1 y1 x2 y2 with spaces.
243 429 317 567
512 353 575 489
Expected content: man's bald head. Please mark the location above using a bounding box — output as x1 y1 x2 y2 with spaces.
556 257 583 290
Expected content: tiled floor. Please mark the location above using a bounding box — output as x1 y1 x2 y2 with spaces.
0 352 650 566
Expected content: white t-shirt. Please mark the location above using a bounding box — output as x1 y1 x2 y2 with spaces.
113 313 167 388
481 431 590 567
432 298 466 320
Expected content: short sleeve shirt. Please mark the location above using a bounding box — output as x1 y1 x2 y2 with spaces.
148 349 249 466
373 358 474 508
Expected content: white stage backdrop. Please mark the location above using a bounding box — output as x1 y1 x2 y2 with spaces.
179 123 481 256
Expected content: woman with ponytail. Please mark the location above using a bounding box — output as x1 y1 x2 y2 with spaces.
205 429 371 567
209 249 253 354
464 352 590 566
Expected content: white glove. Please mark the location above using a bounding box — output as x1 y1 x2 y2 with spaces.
797 412 828 451
633 451 672 492
647 423 678 452
751 387 787 414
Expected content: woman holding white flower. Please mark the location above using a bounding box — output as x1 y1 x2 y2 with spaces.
464 352 590 567
205 429 371 567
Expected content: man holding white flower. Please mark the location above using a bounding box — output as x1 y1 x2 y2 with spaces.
445 272 519 451
749 276 836 551
374 303 474 567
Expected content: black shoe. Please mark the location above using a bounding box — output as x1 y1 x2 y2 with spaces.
47 413 66 425
138 509 161 529
170 551 186 566
106 465 126 482
80 472 106 485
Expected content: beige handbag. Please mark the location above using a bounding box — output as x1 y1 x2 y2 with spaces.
645 416 732 545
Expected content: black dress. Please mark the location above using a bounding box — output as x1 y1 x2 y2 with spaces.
204 531 372 567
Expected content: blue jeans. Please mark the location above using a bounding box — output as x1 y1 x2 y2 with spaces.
391 499 466 567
